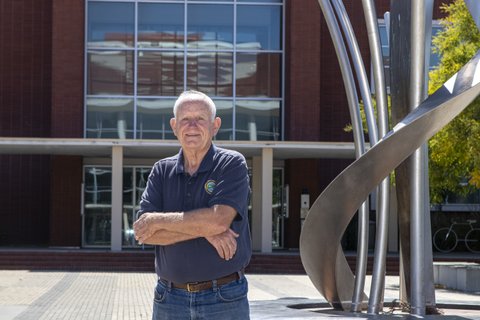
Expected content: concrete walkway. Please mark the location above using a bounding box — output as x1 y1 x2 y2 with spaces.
0 271 478 319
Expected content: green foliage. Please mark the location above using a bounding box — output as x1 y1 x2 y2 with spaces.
428 0 480 203
344 96 392 137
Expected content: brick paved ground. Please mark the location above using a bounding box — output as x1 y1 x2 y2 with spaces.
0 271 478 320
0 271 155 320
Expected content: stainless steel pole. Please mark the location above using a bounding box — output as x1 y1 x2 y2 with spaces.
316 1 365 159
316 1 367 309
361 0 391 314
330 0 377 312
409 0 434 315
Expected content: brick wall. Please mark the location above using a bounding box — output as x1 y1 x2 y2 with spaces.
51 0 84 138
285 0 322 142
284 159 321 248
48 0 85 246
0 0 85 246
283 0 374 248
0 0 52 137
0 0 52 245
0 155 50 245
50 156 83 247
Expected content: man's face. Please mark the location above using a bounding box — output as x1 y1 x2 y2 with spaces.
170 101 221 153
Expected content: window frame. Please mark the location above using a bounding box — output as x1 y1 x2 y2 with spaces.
84 0 285 141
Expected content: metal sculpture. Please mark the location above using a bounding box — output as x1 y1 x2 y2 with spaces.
389 1 436 314
300 0 480 315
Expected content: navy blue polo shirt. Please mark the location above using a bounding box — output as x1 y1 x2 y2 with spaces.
138 144 252 283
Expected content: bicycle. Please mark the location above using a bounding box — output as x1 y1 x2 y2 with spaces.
432 219 480 253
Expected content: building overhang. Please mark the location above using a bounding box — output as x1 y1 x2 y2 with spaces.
0 137 357 160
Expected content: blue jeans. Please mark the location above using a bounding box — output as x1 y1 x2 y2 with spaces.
152 275 250 320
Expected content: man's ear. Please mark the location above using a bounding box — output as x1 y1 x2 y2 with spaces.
170 118 177 136
213 117 221 136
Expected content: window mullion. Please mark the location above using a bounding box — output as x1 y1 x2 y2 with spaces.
232 0 237 140
184 1 188 92
133 1 139 139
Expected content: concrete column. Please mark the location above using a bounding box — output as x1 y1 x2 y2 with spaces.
251 148 273 253
111 146 123 251
252 156 262 251
261 148 273 253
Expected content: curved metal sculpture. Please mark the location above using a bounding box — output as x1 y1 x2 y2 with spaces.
318 0 371 311
300 49 480 311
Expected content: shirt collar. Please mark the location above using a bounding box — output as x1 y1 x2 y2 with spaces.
175 144 216 175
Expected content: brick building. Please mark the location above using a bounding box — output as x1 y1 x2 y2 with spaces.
0 0 458 253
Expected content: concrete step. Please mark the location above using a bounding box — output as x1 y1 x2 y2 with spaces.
433 262 480 292
0 249 478 275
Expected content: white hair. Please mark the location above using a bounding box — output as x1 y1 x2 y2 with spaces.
173 90 216 121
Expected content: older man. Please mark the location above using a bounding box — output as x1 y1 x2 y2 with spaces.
134 90 252 320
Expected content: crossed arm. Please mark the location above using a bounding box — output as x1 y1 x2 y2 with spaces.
133 204 239 260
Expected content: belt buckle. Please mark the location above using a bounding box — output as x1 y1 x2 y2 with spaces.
187 282 199 292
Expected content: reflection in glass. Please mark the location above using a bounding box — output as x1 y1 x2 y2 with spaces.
138 3 184 48
235 100 280 141
187 4 233 49
238 0 282 2
123 168 133 205
87 2 134 47
379 24 389 50
122 167 151 247
122 168 134 246
272 168 284 248
137 99 176 140
137 51 184 96
213 100 233 140
83 166 153 247
236 53 281 97
85 0 284 142
84 167 112 246
86 97 134 139
237 5 281 50
87 50 134 95
187 52 233 96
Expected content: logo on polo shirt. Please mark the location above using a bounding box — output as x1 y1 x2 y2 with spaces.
204 179 216 194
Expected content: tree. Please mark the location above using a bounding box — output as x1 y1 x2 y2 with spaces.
428 0 480 204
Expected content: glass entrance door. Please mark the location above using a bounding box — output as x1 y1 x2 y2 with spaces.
83 167 112 247
82 165 151 248
122 167 151 247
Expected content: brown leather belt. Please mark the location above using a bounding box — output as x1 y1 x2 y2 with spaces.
160 271 242 292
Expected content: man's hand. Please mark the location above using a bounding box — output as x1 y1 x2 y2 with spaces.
134 213 159 244
206 229 239 260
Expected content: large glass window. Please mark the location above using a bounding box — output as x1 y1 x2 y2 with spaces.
235 100 280 140
86 0 284 141
187 4 233 48
236 53 281 97
136 98 176 139
86 97 134 139
237 5 281 50
187 52 234 96
138 3 184 48
87 51 134 95
87 2 135 47
137 51 184 96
